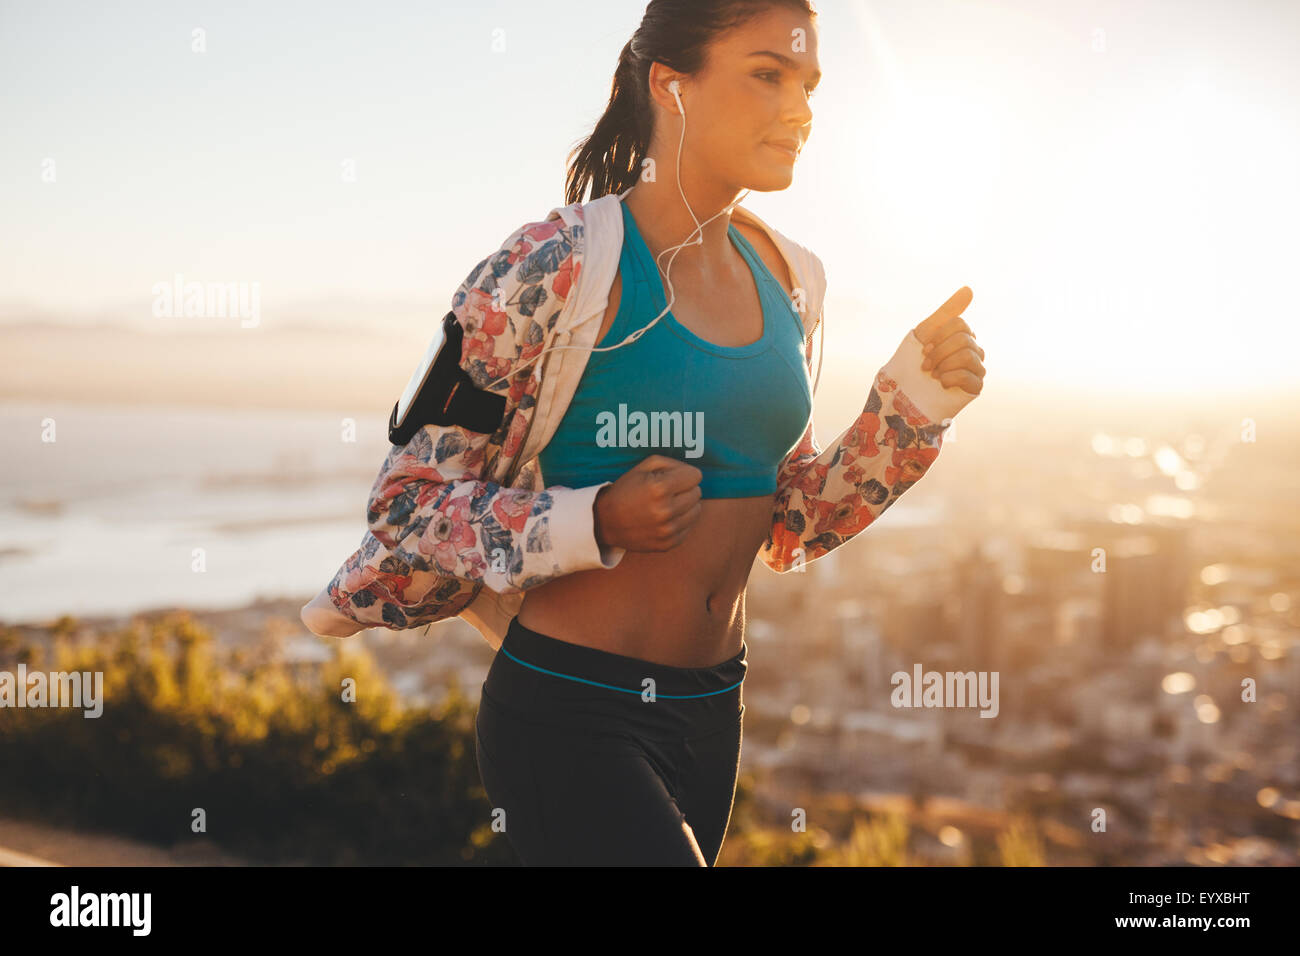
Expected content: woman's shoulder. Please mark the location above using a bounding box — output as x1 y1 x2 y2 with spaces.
731 210 826 344
732 218 797 296
732 208 825 287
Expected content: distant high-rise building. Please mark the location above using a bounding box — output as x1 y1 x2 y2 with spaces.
1100 535 1183 652
1067 518 1191 652
955 542 1002 670
1026 530 1091 605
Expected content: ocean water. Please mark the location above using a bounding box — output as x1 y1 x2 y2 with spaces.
0 400 392 625
0 400 944 626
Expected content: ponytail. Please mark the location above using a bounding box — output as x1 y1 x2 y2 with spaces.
563 40 651 206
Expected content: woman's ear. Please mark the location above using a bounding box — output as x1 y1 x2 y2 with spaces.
647 62 686 115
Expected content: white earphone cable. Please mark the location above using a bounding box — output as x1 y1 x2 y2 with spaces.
481 80 747 392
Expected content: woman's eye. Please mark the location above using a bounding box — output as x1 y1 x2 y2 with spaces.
756 71 817 98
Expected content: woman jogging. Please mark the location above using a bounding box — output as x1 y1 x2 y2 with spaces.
469 0 987 865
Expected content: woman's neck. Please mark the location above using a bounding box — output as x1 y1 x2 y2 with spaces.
622 177 743 279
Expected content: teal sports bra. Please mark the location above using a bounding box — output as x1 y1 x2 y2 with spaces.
538 202 813 499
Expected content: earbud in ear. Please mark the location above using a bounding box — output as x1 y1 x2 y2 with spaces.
669 80 683 116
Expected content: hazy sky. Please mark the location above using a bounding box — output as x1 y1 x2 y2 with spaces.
2 0 1298 397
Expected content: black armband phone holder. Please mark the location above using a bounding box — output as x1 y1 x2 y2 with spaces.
388 310 507 445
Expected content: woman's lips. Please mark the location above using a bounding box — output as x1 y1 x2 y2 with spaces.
766 142 797 161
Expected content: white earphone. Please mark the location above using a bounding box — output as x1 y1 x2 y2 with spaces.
481 76 752 392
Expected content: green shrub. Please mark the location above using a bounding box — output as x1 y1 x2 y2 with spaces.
0 613 515 865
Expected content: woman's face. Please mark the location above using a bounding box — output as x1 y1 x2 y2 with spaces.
651 6 820 193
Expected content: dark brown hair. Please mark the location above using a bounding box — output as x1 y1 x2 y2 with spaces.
564 0 818 206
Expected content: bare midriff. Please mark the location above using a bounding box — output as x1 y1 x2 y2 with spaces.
516 215 795 669
516 493 776 668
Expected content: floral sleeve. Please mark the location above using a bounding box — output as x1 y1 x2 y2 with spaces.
323 217 623 628
758 318 977 573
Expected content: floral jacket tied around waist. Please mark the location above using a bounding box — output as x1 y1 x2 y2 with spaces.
301 184 978 650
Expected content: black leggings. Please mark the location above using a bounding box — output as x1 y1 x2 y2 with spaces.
475 614 747 866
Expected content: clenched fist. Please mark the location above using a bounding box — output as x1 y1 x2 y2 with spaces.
594 454 704 553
